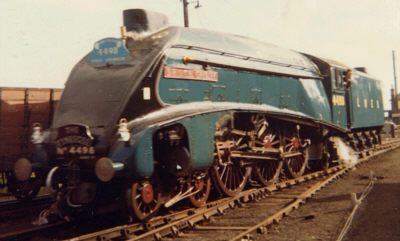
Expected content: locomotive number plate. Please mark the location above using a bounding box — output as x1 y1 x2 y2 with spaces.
56 124 95 157
89 38 129 64
56 146 96 156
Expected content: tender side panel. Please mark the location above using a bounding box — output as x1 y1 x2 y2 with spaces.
349 73 384 129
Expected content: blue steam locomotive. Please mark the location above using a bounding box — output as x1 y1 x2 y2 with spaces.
16 9 384 220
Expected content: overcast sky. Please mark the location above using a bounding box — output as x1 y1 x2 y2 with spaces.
1 0 399 109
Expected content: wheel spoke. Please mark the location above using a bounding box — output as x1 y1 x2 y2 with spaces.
232 166 238 190
127 180 162 221
223 165 230 186
229 166 234 189
212 116 254 196
237 166 244 182
253 121 282 186
190 174 211 207
220 165 227 180
284 129 308 178
271 140 280 146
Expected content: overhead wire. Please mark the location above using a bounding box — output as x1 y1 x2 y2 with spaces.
335 171 376 241
193 2 206 29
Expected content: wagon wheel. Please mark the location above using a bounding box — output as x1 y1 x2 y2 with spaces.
6 171 41 200
253 128 283 186
211 157 251 197
212 114 252 196
284 129 309 178
189 174 211 207
211 137 251 197
126 179 162 221
211 134 251 196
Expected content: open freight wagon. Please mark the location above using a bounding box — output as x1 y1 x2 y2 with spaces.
0 87 62 199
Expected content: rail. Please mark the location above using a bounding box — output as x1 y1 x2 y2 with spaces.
2 139 399 241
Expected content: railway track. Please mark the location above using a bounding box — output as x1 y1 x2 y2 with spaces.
0 194 58 241
55 139 399 241
0 194 53 214
0 139 397 241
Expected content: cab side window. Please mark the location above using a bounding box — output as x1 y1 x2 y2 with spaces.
335 69 343 89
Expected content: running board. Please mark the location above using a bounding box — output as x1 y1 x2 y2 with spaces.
230 150 303 162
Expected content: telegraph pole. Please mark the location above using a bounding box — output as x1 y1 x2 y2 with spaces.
183 0 189 27
393 50 398 113
182 0 201 28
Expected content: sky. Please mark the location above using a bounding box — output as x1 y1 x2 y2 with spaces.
1 0 399 110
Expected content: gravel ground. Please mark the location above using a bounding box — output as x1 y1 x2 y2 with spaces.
1 145 399 241
258 147 400 241
174 147 400 241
